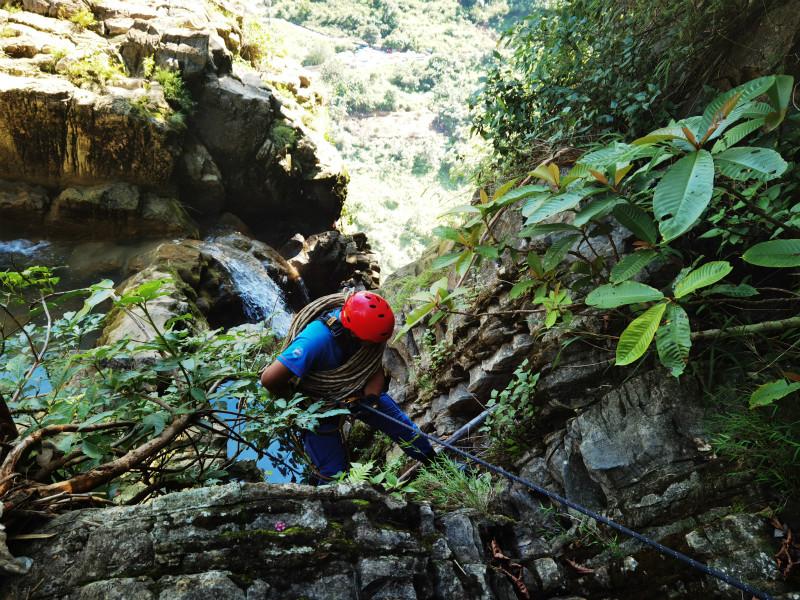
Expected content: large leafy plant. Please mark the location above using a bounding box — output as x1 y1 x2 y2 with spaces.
403 75 798 384
0 268 342 525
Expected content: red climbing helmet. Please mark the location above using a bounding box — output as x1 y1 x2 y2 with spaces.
341 291 396 343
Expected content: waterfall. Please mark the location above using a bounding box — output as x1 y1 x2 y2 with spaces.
0 239 51 261
200 241 295 337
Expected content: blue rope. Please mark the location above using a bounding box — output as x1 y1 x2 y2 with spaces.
357 402 774 600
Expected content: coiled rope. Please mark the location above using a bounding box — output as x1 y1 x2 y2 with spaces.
280 293 384 403
356 402 775 600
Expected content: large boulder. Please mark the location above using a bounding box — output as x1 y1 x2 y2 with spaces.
192 72 348 240
281 230 381 298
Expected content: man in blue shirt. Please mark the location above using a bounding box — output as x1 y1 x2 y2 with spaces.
260 291 435 481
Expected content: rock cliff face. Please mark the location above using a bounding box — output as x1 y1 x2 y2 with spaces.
377 211 797 598
3 483 520 600
0 0 347 241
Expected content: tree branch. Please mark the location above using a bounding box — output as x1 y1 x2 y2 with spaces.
0 422 135 496
691 316 800 341
30 414 194 498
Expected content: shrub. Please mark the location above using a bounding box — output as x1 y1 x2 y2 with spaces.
154 67 195 114
471 0 766 163
270 122 298 150
64 52 126 88
413 456 502 512
302 42 333 67
68 7 97 29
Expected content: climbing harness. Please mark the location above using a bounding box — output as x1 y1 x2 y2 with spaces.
356 402 775 600
280 292 385 404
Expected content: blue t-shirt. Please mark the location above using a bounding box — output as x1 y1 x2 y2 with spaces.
277 309 354 378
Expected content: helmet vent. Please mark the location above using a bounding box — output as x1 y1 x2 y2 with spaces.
378 314 385 318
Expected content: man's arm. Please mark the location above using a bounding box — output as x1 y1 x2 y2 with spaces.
362 368 385 397
260 360 294 398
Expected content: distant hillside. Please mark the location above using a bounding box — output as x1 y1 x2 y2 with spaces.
265 0 537 272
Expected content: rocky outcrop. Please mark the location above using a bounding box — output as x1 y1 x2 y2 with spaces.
379 204 794 597
2 483 520 600
0 0 347 243
281 230 381 297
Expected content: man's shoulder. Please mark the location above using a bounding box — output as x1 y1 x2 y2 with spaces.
297 318 336 346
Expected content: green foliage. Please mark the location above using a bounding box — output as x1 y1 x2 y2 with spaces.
0 268 338 506
749 379 800 409
154 67 195 115
68 7 97 29
333 460 417 499
270 122 298 150
481 359 539 459
709 387 800 498
129 67 194 130
64 52 126 89
240 17 281 68
742 240 800 268
413 456 501 512
403 75 798 378
471 0 765 162
615 303 666 366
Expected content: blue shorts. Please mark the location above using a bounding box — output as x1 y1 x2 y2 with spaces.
303 392 434 481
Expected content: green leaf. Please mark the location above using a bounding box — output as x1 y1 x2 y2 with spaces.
749 379 800 409
765 75 794 131
134 279 169 301
526 252 543 277
573 196 623 226
610 250 657 284
519 223 582 238
509 279 536 300
78 410 116 430
710 119 765 153
81 440 105 460
75 280 116 320
495 184 550 207
522 190 587 223
585 281 664 308
653 150 715 241
655 304 691 377
432 226 463 242
394 301 436 340
673 261 732 298
543 235 580 272
715 147 787 182
615 302 667 366
431 252 463 270
742 240 800 267
55 433 75 454
579 142 654 168
440 204 481 216
475 245 500 260
702 283 758 298
142 411 167 435
699 76 774 134
612 204 657 245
